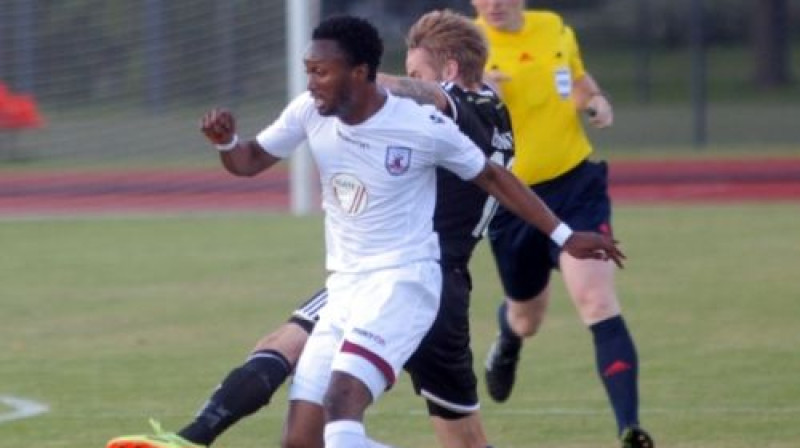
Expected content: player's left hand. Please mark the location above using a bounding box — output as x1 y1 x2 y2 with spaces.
563 231 625 268
586 94 613 128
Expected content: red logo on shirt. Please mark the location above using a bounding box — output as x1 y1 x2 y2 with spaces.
519 52 533 62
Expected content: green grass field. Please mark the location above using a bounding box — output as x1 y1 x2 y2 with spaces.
2 204 799 447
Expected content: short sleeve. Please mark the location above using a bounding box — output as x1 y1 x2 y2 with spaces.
564 26 587 81
255 93 313 158
433 113 487 181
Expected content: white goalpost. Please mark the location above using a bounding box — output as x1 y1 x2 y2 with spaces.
286 0 319 215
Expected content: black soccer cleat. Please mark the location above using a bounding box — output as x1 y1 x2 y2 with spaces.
484 334 520 402
621 425 654 448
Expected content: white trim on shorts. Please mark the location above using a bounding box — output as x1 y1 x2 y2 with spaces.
420 389 481 414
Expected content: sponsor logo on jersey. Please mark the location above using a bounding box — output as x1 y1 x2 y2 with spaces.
331 173 368 216
336 127 370 149
385 146 412 176
352 327 386 346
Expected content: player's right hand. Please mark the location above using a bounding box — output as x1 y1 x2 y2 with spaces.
586 94 613 128
200 108 236 145
563 231 626 268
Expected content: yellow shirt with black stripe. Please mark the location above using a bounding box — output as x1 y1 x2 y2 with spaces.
476 11 592 185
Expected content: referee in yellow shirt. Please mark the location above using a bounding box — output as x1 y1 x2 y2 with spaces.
472 2 654 447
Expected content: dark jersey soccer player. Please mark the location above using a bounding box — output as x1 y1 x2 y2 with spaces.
381 12 516 445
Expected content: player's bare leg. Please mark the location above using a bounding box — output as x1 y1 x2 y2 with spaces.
322 371 376 448
485 291 549 402
282 400 325 448
561 254 647 444
430 412 489 448
560 255 620 326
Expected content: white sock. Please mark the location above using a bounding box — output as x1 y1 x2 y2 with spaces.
324 420 367 448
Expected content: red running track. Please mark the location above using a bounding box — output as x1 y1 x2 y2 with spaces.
1 158 799 217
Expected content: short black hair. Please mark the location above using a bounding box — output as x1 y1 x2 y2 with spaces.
312 15 383 82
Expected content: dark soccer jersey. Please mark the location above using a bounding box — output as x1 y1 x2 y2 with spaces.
434 82 514 265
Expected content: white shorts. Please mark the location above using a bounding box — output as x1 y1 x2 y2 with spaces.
289 259 442 403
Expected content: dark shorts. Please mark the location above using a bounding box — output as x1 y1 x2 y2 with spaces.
488 160 613 301
404 264 478 414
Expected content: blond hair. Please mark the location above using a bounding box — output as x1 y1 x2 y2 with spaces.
406 10 488 85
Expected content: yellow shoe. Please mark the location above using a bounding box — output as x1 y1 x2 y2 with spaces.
106 418 204 448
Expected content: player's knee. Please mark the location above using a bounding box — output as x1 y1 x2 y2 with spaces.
507 301 546 337
509 317 540 338
574 291 620 325
323 372 373 421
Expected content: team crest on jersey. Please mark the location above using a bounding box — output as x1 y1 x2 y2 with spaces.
385 146 412 175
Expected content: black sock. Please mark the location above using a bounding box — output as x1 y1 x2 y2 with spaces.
497 302 522 353
590 315 639 435
178 349 291 446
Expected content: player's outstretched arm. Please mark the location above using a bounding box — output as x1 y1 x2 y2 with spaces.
200 108 281 177
472 161 625 267
376 73 451 113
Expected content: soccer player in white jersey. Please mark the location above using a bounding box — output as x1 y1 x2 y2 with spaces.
208 15 621 448
110 14 623 448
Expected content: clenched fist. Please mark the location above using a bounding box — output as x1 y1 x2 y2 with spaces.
200 108 237 146
586 94 613 129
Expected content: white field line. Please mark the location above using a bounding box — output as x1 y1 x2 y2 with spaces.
1 399 796 422
0 396 50 424
442 406 800 416
248 405 800 420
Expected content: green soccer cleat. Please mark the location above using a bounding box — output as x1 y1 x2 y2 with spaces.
106 418 204 448
621 425 654 448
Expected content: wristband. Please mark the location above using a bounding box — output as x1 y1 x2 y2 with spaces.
549 222 573 247
215 134 239 151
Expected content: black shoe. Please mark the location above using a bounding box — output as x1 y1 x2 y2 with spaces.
484 334 520 402
621 426 654 448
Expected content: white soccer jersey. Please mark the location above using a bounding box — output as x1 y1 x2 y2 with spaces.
256 91 487 273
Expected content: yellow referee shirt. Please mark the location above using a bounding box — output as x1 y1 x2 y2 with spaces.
476 11 593 185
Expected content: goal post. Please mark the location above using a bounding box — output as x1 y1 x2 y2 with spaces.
286 0 319 215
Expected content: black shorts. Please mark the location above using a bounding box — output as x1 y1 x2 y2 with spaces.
404 264 478 414
488 160 613 300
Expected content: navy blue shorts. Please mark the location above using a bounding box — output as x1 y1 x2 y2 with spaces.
488 160 613 301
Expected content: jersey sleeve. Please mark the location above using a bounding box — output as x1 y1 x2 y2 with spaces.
564 26 587 81
255 93 313 158
432 112 487 181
